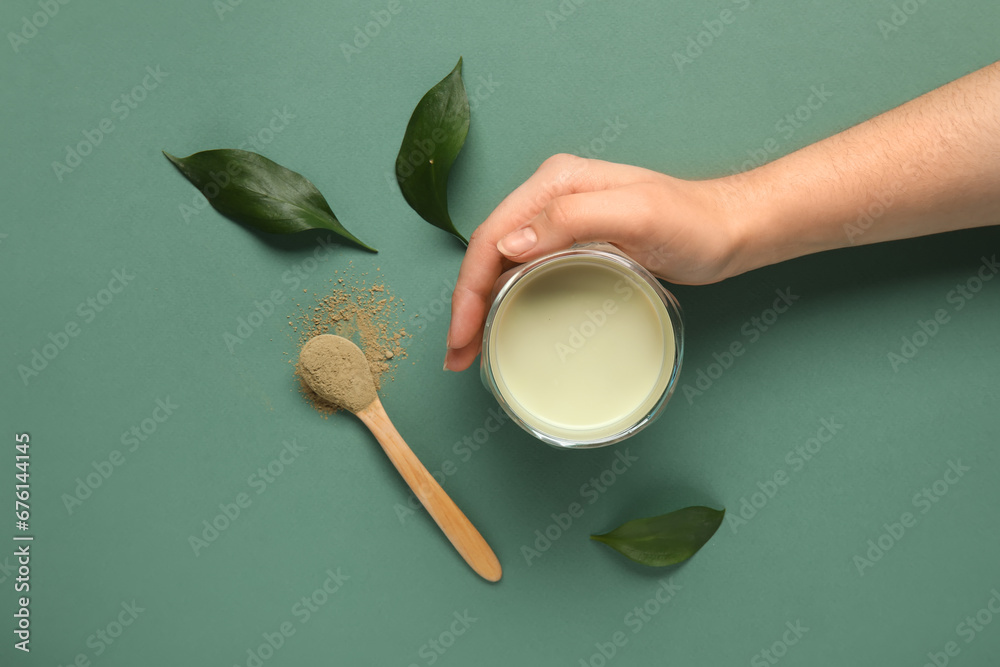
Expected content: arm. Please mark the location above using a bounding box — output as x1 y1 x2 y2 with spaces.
732 60 1000 274
444 61 1000 372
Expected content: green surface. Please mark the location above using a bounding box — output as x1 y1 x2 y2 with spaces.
2 1 999 665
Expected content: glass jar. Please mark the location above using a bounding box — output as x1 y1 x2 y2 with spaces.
480 243 684 449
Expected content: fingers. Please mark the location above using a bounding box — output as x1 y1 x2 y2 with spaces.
447 155 590 350
443 326 483 372
445 156 656 370
495 185 656 263
443 283 489 370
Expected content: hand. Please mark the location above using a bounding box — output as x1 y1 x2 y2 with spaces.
444 63 1000 372
443 153 753 371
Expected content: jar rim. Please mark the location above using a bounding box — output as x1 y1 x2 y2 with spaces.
480 244 685 449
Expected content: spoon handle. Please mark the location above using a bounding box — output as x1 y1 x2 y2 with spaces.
356 397 502 582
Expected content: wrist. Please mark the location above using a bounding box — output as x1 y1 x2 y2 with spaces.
712 163 844 279
702 169 782 280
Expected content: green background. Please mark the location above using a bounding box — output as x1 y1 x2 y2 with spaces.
3 0 999 665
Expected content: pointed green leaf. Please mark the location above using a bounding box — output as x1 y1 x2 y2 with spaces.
591 506 725 567
164 149 377 252
395 57 470 244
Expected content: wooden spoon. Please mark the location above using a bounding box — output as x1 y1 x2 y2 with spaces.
298 334 501 582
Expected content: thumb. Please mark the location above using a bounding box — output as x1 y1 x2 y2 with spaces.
496 187 651 262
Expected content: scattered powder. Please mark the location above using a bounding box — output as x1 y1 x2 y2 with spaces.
289 266 410 416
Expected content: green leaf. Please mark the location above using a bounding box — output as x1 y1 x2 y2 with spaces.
164 149 377 252
395 57 470 244
591 506 725 567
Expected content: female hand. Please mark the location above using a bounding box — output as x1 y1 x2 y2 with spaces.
443 153 753 371
443 62 1000 372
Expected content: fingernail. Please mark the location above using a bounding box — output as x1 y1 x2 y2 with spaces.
497 227 537 256
443 348 454 372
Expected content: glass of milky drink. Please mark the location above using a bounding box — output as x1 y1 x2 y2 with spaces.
481 243 683 449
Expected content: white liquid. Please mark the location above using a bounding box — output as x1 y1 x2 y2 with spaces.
492 258 675 441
